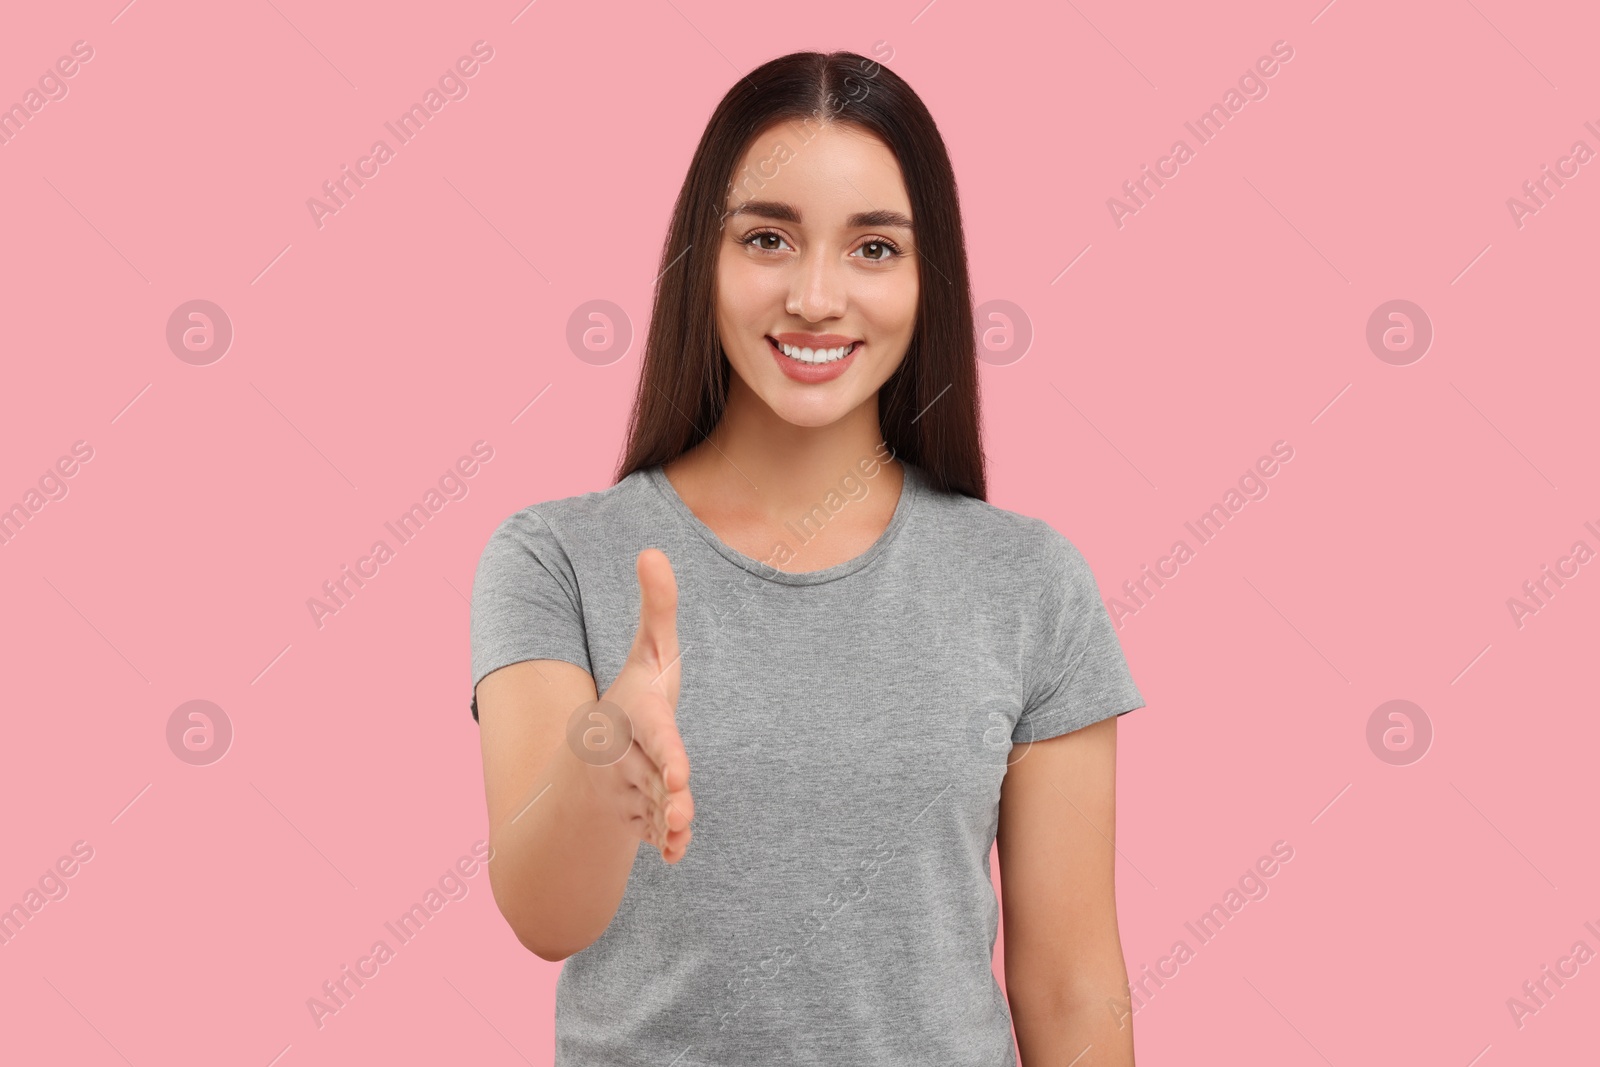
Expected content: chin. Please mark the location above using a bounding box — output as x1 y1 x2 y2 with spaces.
765 396 853 429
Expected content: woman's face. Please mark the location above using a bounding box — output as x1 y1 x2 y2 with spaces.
715 121 919 429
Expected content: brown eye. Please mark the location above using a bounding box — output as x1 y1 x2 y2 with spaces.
854 239 903 262
741 230 791 252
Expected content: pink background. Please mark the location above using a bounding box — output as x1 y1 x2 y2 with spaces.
2 1 1596 1063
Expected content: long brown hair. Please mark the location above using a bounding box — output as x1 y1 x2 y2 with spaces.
611 50 986 501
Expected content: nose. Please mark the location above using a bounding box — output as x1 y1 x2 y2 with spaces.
785 246 848 322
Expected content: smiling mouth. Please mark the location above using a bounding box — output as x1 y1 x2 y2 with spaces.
766 337 861 364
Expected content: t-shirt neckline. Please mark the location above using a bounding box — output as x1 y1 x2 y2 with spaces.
644 459 923 586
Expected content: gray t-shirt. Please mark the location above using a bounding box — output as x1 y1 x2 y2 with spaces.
469 458 1145 1066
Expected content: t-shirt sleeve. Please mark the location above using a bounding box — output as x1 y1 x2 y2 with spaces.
468 506 593 723
1013 527 1146 744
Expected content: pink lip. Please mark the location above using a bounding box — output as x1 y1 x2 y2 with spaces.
767 336 859 383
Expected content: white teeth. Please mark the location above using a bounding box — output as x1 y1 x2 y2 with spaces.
777 340 855 363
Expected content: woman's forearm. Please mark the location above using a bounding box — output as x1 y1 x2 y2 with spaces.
487 744 640 961
1010 971 1137 1066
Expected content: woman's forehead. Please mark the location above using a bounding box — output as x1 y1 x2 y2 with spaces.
725 125 912 223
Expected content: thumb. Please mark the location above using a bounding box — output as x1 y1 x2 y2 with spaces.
632 548 680 679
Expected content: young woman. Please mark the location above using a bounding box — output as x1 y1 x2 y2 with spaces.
471 50 1146 1066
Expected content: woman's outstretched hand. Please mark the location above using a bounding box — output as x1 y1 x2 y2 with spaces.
588 548 695 864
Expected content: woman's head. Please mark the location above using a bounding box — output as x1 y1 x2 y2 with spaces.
616 50 985 500
714 120 919 434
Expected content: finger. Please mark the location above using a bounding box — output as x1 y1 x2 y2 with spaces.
657 772 695 829
636 758 688 844
625 761 693 843
620 768 674 845
650 779 693 841
624 760 679 840
634 771 689 842
631 690 691 793
633 548 681 686
663 793 694 831
645 779 679 841
655 763 693 830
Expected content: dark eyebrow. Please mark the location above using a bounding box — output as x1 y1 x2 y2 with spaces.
726 200 913 230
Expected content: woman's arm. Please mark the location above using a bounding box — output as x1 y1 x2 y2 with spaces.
476 659 644 960
476 548 694 961
997 715 1136 1066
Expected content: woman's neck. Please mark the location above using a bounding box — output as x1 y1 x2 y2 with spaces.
660 381 904 570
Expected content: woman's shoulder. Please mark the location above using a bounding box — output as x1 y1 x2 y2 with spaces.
482 467 660 551
914 475 1080 567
